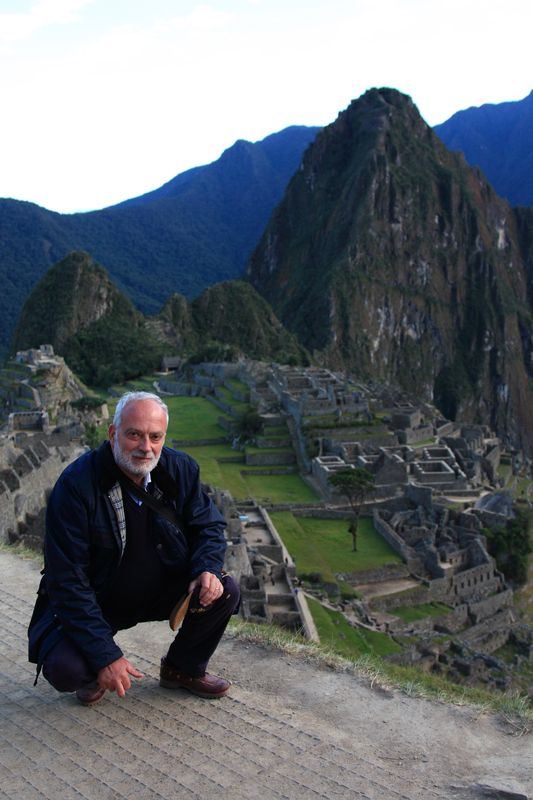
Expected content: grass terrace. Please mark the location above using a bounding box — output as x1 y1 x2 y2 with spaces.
513 478 532 499
255 431 291 442
165 396 230 441
224 378 250 394
307 597 403 658
126 377 158 392
302 414 338 425
179 444 318 503
215 385 250 412
270 513 402 578
243 473 318 504
244 443 295 455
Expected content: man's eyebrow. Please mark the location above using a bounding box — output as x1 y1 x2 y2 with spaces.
124 427 165 435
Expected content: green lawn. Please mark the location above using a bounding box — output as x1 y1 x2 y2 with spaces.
266 513 337 581
217 462 251 498
497 462 512 480
272 514 402 575
164 396 229 440
216 385 235 401
178 441 238 463
243 473 318 504
217 465 318 504
126 377 157 391
392 602 452 622
176 444 318 503
307 597 402 658
216 386 250 412
513 478 532 498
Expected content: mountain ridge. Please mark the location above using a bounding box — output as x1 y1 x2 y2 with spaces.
0 124 320 362
434 89 533 207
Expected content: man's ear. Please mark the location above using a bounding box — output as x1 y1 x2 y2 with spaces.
108 424 116 450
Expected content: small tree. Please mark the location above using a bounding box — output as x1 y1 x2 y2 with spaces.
327 468 375 550
235 407 263 441
482 508 533 584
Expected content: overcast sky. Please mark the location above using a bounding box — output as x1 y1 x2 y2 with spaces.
1 0 531 214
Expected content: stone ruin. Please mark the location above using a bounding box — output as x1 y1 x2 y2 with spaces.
207 485 317 640
157 359 368 421
312 416 500 502
7 411 50 434
373 495 505 608
1 345 90 422
0 436 85 551
0 345 106 550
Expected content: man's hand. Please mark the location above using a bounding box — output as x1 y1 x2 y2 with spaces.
97 657 144 698
188 571 223 607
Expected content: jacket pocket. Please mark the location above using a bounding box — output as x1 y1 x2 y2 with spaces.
90 526 117 548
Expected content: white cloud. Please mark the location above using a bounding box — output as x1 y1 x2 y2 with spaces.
185 4 234 28
65 5 234 68
0 0 93 42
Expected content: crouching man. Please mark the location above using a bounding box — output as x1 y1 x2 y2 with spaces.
28 391 240 706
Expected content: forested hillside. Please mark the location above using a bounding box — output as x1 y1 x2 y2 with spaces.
11 252 308 385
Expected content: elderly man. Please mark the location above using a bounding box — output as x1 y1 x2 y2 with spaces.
28 392 240 705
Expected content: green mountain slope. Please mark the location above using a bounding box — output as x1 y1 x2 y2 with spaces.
10 252 308 386
0 125 320 362
152 281 308 365
244 88 533 453
9 251 165 386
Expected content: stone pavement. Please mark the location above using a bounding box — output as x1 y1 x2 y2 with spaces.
0 549 528 800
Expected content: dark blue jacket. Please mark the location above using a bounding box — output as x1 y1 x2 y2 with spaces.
28 443 226 674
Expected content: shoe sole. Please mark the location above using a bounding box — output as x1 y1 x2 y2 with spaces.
159 678 230 698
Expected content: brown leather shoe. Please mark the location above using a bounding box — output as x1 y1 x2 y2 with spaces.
76 681 106 707
159 657 230 698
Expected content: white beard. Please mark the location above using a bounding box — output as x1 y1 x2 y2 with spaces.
113 437 160 478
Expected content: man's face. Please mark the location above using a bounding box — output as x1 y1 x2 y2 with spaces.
109 400 168 484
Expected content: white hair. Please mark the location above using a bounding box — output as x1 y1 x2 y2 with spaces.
113 391 169 430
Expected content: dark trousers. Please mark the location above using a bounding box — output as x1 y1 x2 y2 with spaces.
42 575 240 693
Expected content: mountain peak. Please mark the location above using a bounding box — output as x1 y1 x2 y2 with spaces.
244 88 533 453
